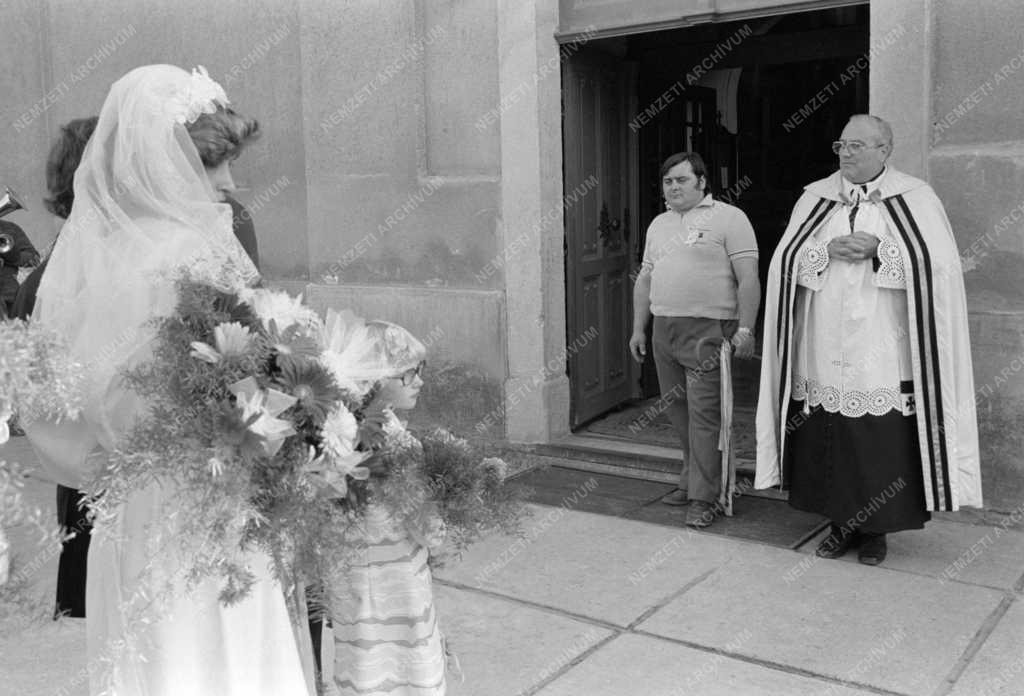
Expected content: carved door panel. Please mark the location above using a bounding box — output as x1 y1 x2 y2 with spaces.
564 51 638 427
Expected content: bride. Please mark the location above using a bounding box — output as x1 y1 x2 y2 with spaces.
25 65 311 696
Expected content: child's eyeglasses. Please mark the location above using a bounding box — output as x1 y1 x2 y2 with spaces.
401 361 426 386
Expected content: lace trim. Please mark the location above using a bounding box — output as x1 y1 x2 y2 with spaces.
875 238 906 288
792 376 909 417
797 242 829 286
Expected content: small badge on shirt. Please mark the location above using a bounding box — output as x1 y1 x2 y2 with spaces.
900 380 916 415
684 226 709 245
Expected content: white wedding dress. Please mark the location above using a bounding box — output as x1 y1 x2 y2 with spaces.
24 65 312 696
86 483 310 696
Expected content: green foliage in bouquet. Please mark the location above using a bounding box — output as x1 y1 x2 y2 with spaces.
370 426 530 566
0 320 81 623
420 429 529 554
0 319 83 430
0 460 64 625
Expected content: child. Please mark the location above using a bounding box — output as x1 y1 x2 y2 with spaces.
327 320 447 696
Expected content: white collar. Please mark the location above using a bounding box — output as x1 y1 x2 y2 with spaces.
842 166 888 201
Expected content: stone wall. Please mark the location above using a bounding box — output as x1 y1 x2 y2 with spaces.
3 0 510 435
928 0 1024 514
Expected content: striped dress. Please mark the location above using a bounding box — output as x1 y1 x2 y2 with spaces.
328 503 446 696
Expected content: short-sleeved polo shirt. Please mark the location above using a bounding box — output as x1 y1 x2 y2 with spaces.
641 194 758 319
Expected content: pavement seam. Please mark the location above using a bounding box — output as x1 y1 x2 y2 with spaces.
930 592 1017 696
434 578 627 632
440 573 914 696
629 628 913 696
517 632 623 696
625 565 720 631
1013 566 1024 594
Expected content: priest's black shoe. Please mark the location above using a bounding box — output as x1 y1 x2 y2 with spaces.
858 533 887 565
815 524 858 559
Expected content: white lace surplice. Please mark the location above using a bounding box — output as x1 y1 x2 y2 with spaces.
792 177 915 418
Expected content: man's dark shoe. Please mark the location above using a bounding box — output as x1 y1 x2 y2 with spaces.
858 533 887 566
661 489 690 506
815 524 859 559
686 500 717 528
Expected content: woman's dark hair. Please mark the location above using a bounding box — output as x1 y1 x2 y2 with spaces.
660 152 707 188
186 106 260 168
44 116 99 219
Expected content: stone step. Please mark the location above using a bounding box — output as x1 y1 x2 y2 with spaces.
515 433 786 501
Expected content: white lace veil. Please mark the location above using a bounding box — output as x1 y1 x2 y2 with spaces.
26 64 259 486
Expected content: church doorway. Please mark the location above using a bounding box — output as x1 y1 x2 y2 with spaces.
562 4 870 459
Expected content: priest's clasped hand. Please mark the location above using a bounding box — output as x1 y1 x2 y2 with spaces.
828 232 880 262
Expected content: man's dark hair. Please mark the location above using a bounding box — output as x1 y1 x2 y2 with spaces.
660 152 707 186
44 116 99 219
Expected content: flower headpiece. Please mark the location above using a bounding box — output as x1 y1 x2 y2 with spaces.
169 65 230 125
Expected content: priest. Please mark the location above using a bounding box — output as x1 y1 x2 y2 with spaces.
756 114 981 566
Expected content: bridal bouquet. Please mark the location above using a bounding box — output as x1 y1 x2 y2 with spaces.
85 275 386 603
87 274 527 606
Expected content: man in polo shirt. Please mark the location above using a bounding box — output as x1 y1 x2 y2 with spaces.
629 152 760 527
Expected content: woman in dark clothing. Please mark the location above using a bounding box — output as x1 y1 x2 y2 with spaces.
17 113 263 618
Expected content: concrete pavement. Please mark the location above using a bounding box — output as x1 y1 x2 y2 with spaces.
2 435 1023 696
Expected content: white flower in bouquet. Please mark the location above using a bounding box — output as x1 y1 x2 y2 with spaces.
322 404 359 459
302 448 371 498
189 322 253 364
300 403 373 497
0 525 8 587
317 309 374 398
431 427 471 453
238 287 319 333
0 402 11 446
228 377 297 457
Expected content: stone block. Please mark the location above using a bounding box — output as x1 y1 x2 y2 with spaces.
434 505 739 627
536 633 877 696
950 599 1024 696
435 584 612 696
800 519 1024 590
933 0 1024 146
637 543 1004 696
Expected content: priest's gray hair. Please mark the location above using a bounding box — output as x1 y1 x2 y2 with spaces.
849 114 894 149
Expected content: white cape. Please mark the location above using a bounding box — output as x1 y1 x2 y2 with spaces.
755 169 982 511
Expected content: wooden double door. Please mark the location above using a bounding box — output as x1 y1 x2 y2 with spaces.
563 50 718 427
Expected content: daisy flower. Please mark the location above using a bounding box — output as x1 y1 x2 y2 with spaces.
190 322 254 364
321 404 359 460
276 360 342 425
238 287 319 333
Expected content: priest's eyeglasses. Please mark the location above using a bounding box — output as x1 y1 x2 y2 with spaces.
401 360 426 385
832 140 886 155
